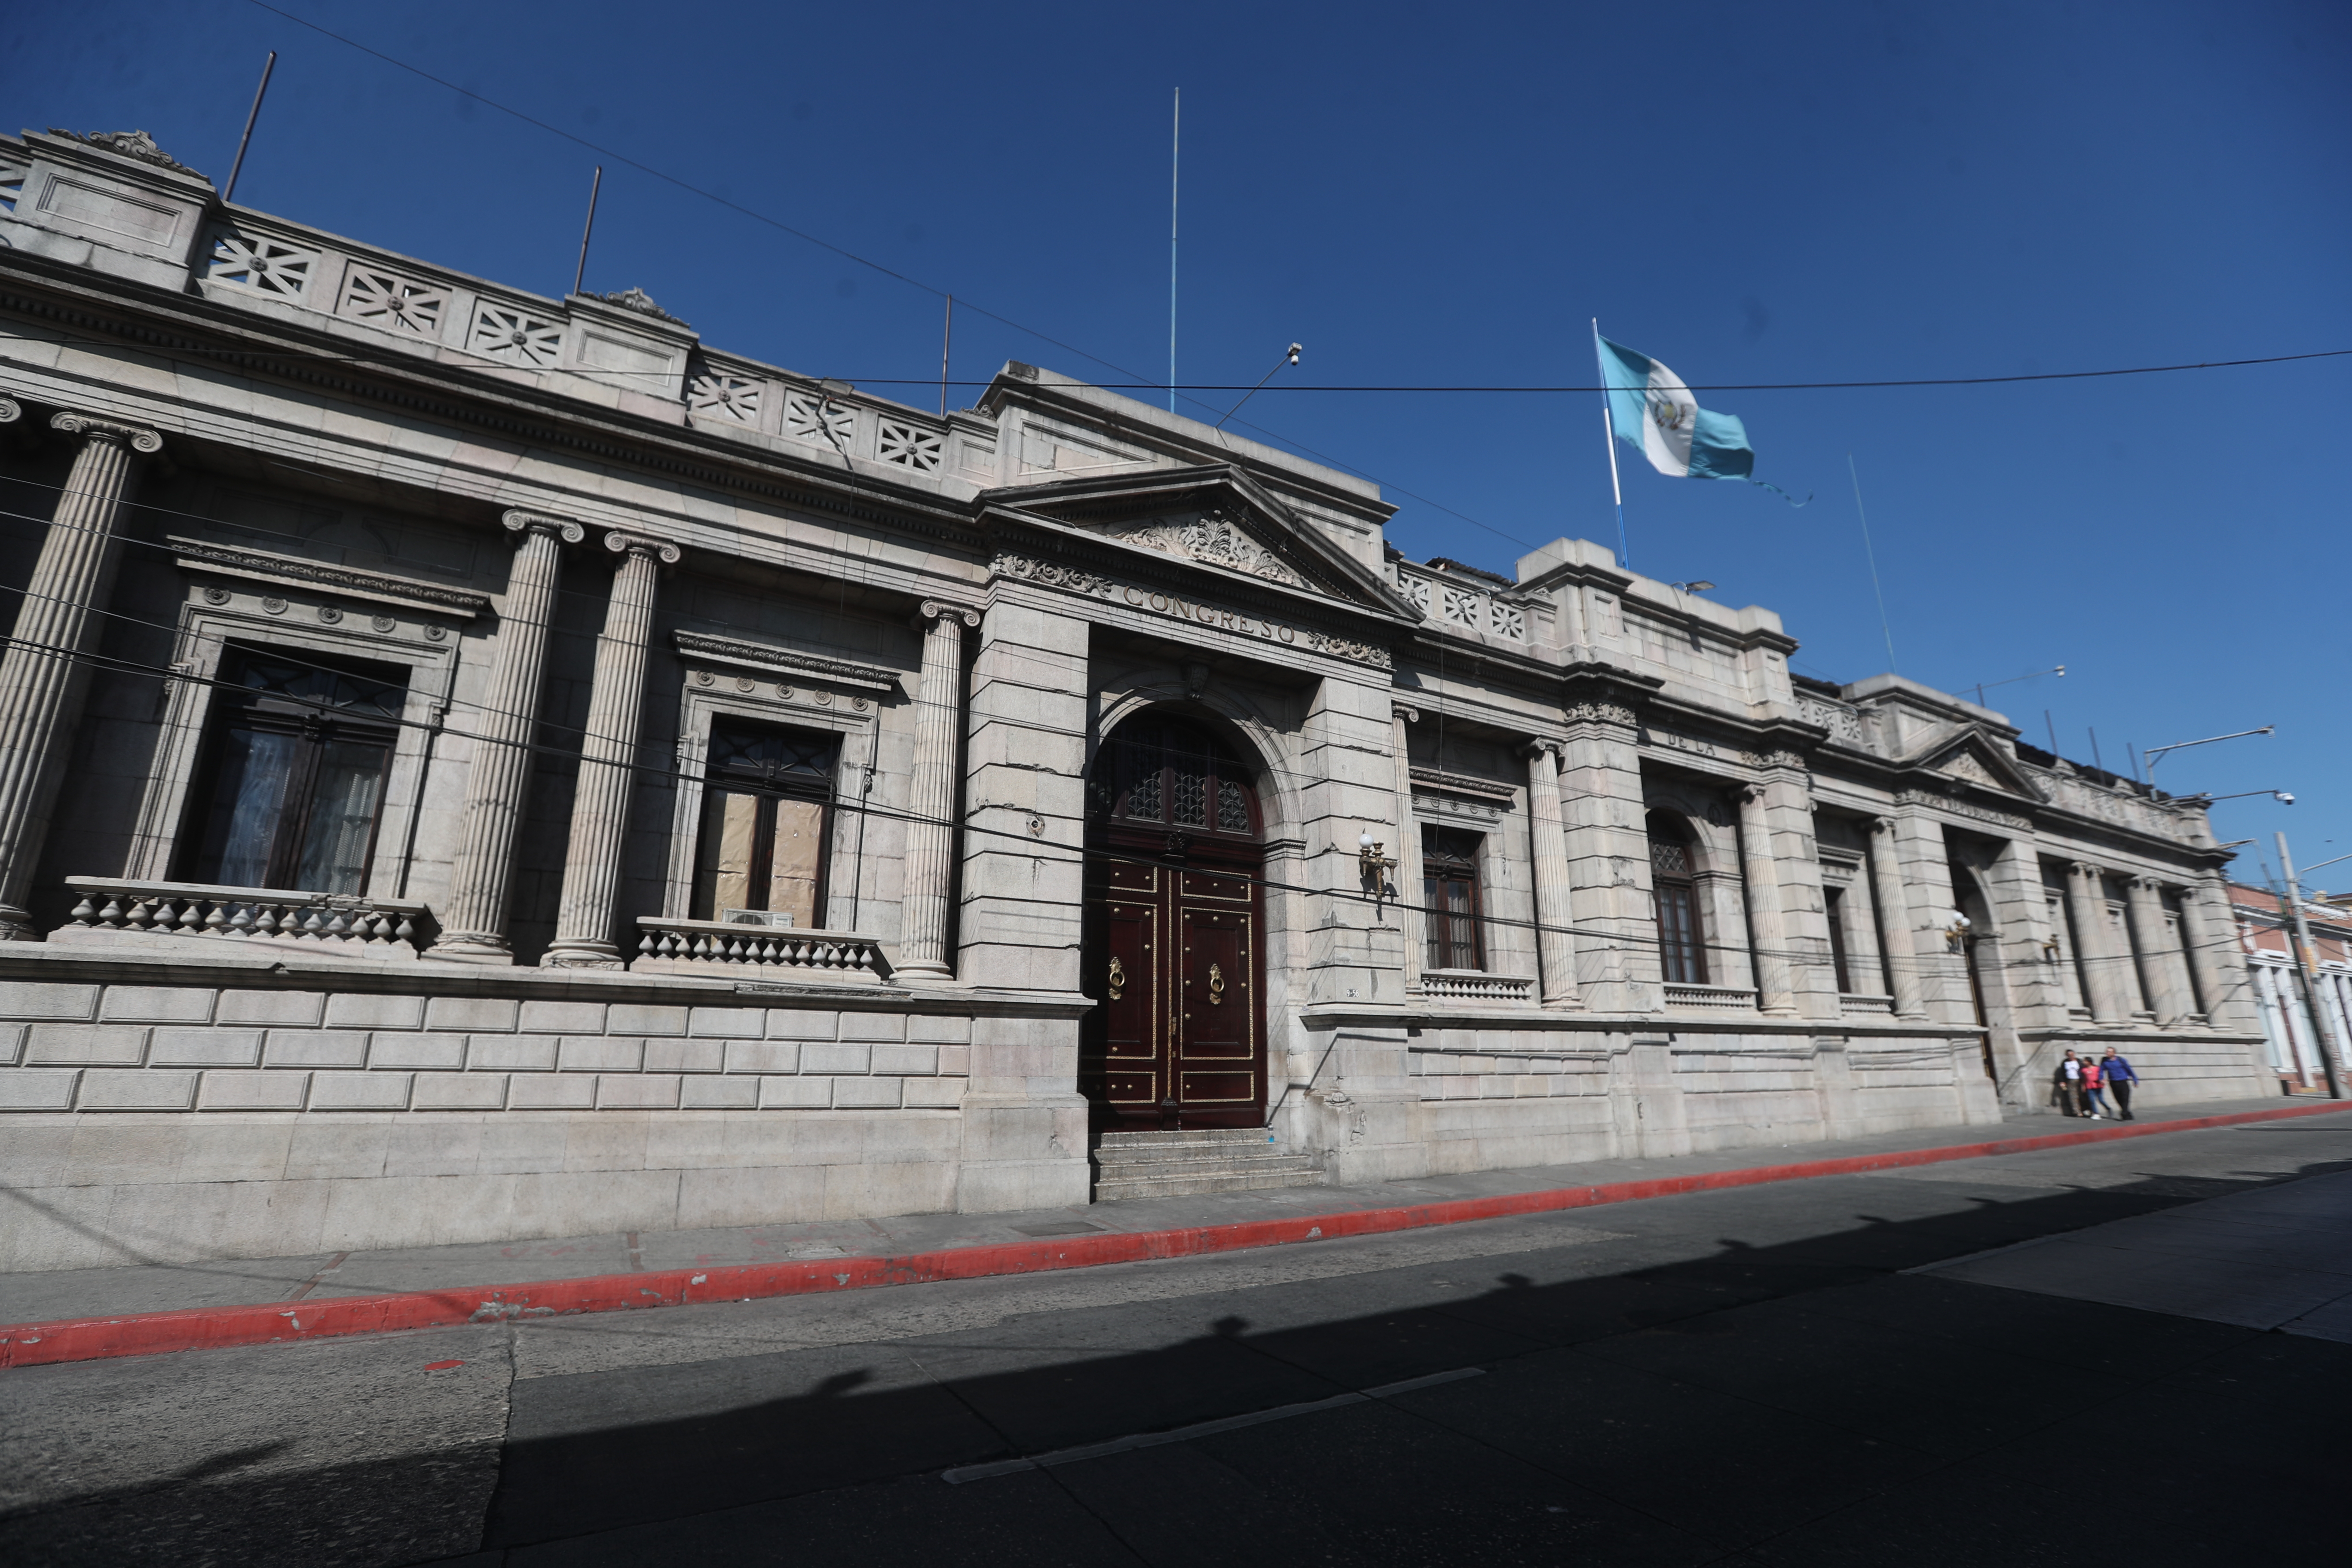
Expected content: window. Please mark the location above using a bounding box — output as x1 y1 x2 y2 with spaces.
1825 884 1855 993
1422 826 1484 971
181 647 407 894
1090 717 1259 838
690 720 840 926
1647 809 1707 984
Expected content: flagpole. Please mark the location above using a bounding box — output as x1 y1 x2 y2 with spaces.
1593 320 1627 569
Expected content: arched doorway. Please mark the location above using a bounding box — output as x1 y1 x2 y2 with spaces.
1081 712 1267 1130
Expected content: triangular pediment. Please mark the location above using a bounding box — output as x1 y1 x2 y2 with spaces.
986 466 1416 617
1903 725 2045 802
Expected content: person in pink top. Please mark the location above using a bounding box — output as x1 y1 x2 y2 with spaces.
2080 1054 2110 1119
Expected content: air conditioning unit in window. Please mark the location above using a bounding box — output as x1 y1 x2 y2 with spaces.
720 908 796 929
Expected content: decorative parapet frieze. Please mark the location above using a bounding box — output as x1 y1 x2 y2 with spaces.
991 551 1392 669
673 630 900 693
46 128 203 177
168 536 491 619
202 227 319 301
1390 563 1531 643
1894 786 2033 832
1562 699 1641 726
1797 693 1871 746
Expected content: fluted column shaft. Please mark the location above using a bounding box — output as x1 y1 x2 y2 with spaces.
1738 785 1795 1015
429 511 582 962
1390 704 1424 992
0 408 156 937
1523 740 1579 1006
2124 876 2179 1022
545 531 678 968
2065 862 2126 1023
898 600 975 980
1868 816 1924 1019
2177 874 2239 1028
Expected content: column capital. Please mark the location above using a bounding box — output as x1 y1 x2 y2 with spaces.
919 598 982 629
601 529 681 566
1391 701 1421 724
1517 737 1563 761
0 395 20 425
2070 859 2104 881
49 410 161 453
501 508 586 545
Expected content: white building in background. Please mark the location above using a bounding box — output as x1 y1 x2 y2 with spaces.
0 126 2275 1272
2232 882 2352 1091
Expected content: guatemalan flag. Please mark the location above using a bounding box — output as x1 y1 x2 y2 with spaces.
1596 335 1757 480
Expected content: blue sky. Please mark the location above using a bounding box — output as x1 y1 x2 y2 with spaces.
7 1 2347 881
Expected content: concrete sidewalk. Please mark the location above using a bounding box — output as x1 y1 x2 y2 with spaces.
6 1094 2344 1335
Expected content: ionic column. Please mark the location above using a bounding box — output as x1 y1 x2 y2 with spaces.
1738 784 1796 1015
898 599 977 981
2178 873 2245 1030
2124 876 2180 1022
545 530 679 969
1522 739 1579 1007
1868 816 1924 1019
428 510 582 963
0 408 158 939
1391 704 1424 992
2064 861 2126 1023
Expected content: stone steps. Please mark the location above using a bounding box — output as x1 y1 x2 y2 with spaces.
1091 1127 1327 1200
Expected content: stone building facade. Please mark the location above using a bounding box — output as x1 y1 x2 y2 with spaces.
0 128 2274 1270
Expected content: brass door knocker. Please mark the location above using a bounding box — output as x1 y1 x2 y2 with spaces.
1107 955 1126 1001
1207 962 1226 1006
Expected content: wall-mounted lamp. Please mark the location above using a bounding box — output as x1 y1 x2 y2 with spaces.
1669 580 1715 594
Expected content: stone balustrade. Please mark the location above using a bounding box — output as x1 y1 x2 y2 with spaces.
55 876 431 958
1415 971 1536 1004
1663 981 1760 1011
633 916 887 981
1839 992 1896 1016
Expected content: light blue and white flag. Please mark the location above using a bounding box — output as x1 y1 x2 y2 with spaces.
1596 334 1804 502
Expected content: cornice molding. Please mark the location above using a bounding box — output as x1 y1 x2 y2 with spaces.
166 535 492 619
672 630 900 692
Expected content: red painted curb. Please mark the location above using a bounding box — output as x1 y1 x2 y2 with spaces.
4 1097 2345 1369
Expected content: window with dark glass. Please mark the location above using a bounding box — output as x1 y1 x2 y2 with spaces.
1825 883 1855 993
1091 717 1258 838
691 721 840 927
181 646 409 894
1647 809 1707 984
1421 826 1484 971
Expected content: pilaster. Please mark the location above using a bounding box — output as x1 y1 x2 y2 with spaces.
1867 816 1924 1018
900 600 979 982
0 409 159 939
1521 738 1579 1007
2064 861 2127 1023
1560 699 1657 1011
1735 780 1795 1017
2124 875 2182 1023
1390 703 1424 993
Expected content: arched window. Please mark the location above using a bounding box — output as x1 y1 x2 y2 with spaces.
1647 809 1707 984
1090 717 1259 839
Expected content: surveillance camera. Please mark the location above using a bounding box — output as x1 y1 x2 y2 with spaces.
1287 343 1302 364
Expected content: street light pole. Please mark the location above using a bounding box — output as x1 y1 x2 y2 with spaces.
2275 832 2345 1099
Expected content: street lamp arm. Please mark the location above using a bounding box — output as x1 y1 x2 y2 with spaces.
2145 725 2273 772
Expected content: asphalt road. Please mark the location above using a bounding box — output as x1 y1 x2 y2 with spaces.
4 1115 2348 1567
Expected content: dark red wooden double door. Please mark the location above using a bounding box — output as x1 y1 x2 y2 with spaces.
1082 836 1265 1130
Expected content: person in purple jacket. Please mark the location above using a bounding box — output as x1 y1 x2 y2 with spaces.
2101 1047 2140 1121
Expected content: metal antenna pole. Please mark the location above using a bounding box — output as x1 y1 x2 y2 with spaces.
2276 832 2347 1098
1849 455 1898 675
223 50 278 205
939 294 953 417
573 166 603 297
1169 88 1179 414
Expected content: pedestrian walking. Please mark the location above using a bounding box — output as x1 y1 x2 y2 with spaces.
2055 1050 2084 1116
2101 1047 2140 1121
2081 1054 2109 1118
